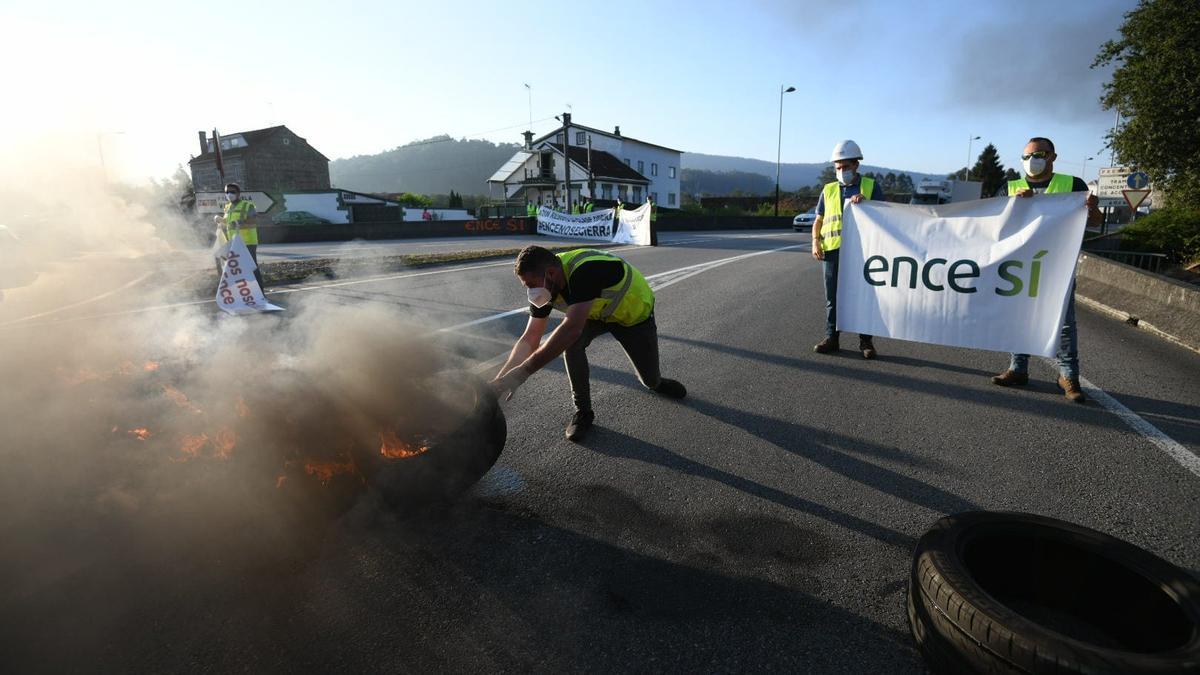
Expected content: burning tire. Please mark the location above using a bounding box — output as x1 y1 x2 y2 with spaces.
353 370 506 507
907 512 1200 674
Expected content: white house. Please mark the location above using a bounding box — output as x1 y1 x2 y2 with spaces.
487 114 683 209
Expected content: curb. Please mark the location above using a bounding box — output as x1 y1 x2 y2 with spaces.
1075 293 1200 357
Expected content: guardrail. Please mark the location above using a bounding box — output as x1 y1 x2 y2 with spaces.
1088 250 1168 274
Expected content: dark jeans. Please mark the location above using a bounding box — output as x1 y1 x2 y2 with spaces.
822 248 871 340
1008 288 1079 380
564 314 662 412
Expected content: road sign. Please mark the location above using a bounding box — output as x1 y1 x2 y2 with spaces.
1127 171 1150 189
1123 189 1151 211
1097 196 1125 208
195 191 276 216
1097 166 1131 198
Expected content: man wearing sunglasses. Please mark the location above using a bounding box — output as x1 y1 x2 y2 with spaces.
990 137 1101 403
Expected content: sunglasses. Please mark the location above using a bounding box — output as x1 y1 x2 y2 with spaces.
1021 151 1051 160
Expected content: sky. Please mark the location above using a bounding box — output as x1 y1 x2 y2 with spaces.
0 0 1134 185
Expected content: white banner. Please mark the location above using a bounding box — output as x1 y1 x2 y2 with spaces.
536 206 615 241
613 203 652 246
837 194 1087 356
214 234 284 314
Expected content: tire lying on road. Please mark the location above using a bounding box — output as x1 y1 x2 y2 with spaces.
353 370 507 508
907 511 1200 674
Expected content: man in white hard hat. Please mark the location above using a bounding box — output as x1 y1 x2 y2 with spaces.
990 136 1101 403
811 140 886 359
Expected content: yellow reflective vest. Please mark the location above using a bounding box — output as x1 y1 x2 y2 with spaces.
1007 173 1075 195
819 176 875 252
552 249 654 326
223 199 258 246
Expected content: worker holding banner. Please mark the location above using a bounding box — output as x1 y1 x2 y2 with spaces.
811 140 886 359
991 137 1101 403
490 245 686 442
214 183 264 289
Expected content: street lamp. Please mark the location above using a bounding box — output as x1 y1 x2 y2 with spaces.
775 85 796 216
964 135 980 181
96 131 125 182
1082 155 1095 181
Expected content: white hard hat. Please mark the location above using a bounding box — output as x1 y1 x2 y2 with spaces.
830 140 863 162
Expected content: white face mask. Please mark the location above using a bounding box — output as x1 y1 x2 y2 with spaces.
225 192 238 202
528 276 553 307
1022 157 1048 177
837 168 857 185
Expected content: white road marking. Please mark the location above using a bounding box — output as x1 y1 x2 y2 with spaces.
0 271 154 327
1081 377 1200 479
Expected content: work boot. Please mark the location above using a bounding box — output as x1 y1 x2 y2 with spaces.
653 378 687 399
1058 376 1087 404
991 370 1029 387
859 336 877 360
565 409 594 442
813 335 840 354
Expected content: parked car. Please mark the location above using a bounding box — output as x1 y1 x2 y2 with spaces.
792 210 816 231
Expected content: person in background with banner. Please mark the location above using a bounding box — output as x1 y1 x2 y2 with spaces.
214 183 264 290
991 137 1101 403
811 140 886 359
490 246 687 442
648 196 659 246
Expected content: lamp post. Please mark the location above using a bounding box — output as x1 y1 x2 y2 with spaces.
1082 155 1094 181
96 131 125 182
523 83 532 130
964 135 980 181
775 85 796 216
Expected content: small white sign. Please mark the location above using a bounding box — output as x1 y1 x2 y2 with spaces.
196 191 276 216
1097 167 1131 198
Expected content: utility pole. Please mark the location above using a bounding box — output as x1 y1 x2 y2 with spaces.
775 85 795 216
587 134 595 201
965 135 980 181
561 111 572 212
524 83 532 130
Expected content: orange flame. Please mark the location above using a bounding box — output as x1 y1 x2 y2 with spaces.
300 456 357 484
175 433 208 461
161 384 203 414
143 361 160 372
379 431 430 459
127 428 151 441
212 428 237 459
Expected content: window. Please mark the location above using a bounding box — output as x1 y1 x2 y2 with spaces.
575 131 586 145
633 187 642 202
618 185 629 200
624 158 631 166
668 193 676 206
651 192 658 204
602 184 613 199
637 160 644 174
556 133 563 144
669 166 676 179
651 163 658 176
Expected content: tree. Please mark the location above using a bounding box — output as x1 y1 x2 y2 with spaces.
970 144 1008 199
895 173 915 194
816 162 835 183
1094 0 1200 207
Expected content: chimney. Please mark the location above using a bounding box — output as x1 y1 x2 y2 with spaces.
198 130 208 153
523 130 533 150
614 125 621 136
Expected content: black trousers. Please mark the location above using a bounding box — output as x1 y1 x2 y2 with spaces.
564 314 662 412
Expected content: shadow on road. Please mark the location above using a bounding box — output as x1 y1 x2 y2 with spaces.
581 427 917 551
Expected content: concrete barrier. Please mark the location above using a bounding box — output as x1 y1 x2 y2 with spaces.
1075 253 1200 353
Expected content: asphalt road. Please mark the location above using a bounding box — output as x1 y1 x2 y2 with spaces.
3 230 1199 672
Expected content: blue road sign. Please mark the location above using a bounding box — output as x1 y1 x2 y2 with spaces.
1128 172 1150 189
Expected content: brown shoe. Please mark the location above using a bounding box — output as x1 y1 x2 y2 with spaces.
991 370 1029 386
813 335 840 354
1058 376 1087 404
859 336 877 360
